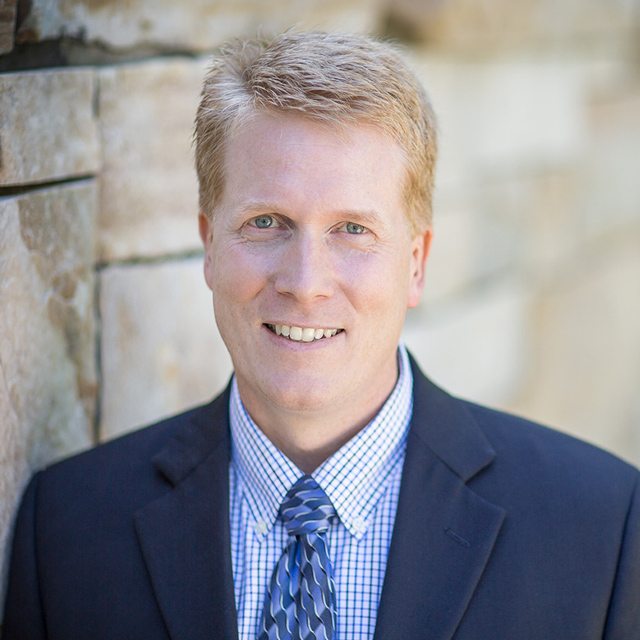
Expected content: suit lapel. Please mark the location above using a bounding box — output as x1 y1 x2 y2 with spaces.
131 358 505 640
374 359 506 640
134 388 238 640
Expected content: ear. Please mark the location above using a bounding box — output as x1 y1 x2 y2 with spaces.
199 211 215 291
407 227 433 309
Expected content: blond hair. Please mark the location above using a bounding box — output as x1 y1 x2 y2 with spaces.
195 31 437 233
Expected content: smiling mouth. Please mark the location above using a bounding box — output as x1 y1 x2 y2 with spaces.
265 324 344 343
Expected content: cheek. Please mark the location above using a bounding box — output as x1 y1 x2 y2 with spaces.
339 251 412 308
211 244 271 307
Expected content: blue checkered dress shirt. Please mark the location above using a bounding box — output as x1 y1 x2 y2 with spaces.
229 343 414 640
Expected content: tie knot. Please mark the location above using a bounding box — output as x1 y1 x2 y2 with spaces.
280 475 336 536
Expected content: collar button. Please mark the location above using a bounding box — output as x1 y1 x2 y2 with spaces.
254 520 268 535
352 516 366 533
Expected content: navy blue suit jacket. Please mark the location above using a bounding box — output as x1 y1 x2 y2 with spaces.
4 357 640 639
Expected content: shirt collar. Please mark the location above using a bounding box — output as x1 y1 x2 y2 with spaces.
229 343 414 541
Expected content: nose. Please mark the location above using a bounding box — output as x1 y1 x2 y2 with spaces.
273 231 335 303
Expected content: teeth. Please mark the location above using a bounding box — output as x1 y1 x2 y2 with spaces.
269 324 341 342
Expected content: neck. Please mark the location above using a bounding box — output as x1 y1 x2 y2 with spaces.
253 406 382 474
237 370 398 474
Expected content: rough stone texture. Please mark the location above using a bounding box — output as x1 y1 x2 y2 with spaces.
97 58 207 261
414 56 589 300
17 0 380 51
385 0 640 52
0 181 97 605
404 278 533 409
581 82 640 239
421 205 478 302
405 50 640 467
99 258 233 441
510 238 640 466
0 0 17 53
415 57 587 185
0 69 100 187
476 167 582 283
498 79 640 466
0 357 25 610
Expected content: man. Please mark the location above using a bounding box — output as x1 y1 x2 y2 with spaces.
4 31 640 640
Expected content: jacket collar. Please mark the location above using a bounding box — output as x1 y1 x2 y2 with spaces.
149 355 496 490
374 355 505 640
135 383 238 640
136 357 505 640
407 353 496 482
151 385 231 486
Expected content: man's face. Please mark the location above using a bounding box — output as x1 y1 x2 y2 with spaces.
200 112 431 427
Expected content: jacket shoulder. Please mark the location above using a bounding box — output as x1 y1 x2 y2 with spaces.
42 404 201 481
453 399 640 532
464 399 638 479
31 392 229 517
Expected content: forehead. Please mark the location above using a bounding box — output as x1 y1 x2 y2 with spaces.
220 112 409 222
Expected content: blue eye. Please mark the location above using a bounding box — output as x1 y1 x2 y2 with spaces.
253 215 275 228
345 222 365 234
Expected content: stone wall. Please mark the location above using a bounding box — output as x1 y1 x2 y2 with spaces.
1 0 639 616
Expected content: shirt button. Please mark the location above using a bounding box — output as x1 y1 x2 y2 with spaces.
352 517 366 533
254 520 268 535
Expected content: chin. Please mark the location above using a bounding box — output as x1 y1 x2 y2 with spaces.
259 378 339 414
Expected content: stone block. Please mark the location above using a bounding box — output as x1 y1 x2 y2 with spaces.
414 56 587 180
510 242 640 466
476 167 581 282
17 0 379 52
0 68 100 186
0 181 97 603
97 58 207 261
403 278 533 408
581 84 640 237
385 0 640 52
99 258 233 440
0 357 26 609
422 204 479 302
0 0 17 53
419 56 588 297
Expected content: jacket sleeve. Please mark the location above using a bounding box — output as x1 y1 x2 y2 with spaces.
2 472 47 640
603 471 640 639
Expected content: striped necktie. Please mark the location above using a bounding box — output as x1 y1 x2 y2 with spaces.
258 474 337 640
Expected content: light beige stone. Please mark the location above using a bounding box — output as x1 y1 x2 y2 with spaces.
0 182 97 603
386 0 640 52
581 84 640 237
17 0 379 51
404 278 533 409
422 204 479 302
416 56 588 299
413 56 587 182
411 53 631 304
97 58 208 261
0 69 100 186
99 258 233 440
0 0 17 53
0 357 27 610
509 238 640 466
423 193 520 305
476 167 582 282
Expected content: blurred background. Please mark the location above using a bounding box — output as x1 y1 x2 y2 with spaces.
1 0 640 607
